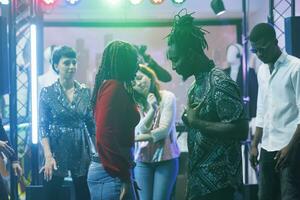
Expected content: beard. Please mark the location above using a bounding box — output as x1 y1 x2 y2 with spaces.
177 67 193 81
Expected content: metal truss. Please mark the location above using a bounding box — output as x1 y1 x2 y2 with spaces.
270 0 295 50
7 0 34 199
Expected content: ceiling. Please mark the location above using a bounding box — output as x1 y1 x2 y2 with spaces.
43 0 269 21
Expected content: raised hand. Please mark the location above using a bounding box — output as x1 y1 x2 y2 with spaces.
12 161 23 177
185 102 204 127
0 140 15 158
147 93 158 110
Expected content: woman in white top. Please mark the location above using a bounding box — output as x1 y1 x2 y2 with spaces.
133 65 180 200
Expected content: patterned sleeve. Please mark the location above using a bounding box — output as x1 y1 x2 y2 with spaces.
213 71 245 123
39 87 51 138
84 88 96 138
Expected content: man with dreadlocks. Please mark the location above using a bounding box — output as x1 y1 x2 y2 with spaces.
167 10 249 200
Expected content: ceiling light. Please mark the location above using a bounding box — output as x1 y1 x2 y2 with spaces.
211 0 226 16
150 0 164 5
66 0 80 5
172 0 185 4
41 0 56 5
129 0 143 5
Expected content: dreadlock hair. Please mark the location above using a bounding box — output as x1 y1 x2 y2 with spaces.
133 64 162 110
167 9 209 56
51 46 77 74
91 40 138 110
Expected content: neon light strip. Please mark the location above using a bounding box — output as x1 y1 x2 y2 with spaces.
30 24 38 144
0 0 9 5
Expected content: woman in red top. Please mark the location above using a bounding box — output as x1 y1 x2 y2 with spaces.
87 40 140 200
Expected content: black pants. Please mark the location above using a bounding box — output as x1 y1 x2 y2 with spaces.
0 175 9 200
43 175 90 200
259 147 300 200
195 187 235 200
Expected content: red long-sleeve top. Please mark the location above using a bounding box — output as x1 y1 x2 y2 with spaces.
94 80 140 181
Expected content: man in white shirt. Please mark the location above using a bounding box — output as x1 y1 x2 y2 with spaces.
249 23 300 200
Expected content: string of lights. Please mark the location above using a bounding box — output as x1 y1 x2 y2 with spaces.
37 0 226 15
37 0 225 15
37 0 187 6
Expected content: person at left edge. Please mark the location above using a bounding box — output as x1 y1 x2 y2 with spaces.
0 116 23 200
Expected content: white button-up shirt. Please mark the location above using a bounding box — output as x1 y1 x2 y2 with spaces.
256 52 300 151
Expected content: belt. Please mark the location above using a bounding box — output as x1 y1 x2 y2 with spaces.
49 123 85 129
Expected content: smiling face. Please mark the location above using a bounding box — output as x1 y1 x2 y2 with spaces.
167 43 194 81
133 71 152 96
55 56 77 80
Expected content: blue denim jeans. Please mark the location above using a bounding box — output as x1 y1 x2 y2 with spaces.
87 161 137 200
134 158 179 200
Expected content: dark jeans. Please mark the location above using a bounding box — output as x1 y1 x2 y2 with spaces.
43 175 90 200
196 187 235 200
259 147 300 200
0 175 9 200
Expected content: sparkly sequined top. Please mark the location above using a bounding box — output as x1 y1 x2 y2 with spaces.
186 67 245 199
39 80 95 177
